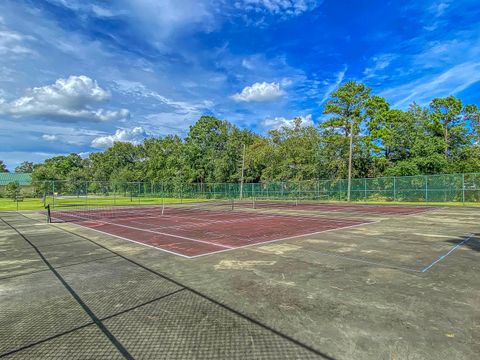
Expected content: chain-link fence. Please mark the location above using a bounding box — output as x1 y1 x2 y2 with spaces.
1 173 480 210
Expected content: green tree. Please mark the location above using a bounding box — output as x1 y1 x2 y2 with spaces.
384 103 451 176
15 161 34 173
143 135 191 184
0 160 8 173
32 154 85 195
244 137 272 182
464 104 480 145
5 181 21 200
429 96 464 158
260 118 321 181
184 116 256 183
322 81 371 200
89 142 144 182
185 116 229 183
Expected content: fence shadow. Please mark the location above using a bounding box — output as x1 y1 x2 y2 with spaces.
447 234 480 252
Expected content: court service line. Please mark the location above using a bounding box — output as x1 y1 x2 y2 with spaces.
189 220 380 258
420 233 476 272
57 221 195 259
131 213 366 233
51 214 234 249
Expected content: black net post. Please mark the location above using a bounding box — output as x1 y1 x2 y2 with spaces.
45 204 51 223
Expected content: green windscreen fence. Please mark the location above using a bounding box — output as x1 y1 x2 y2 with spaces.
5 172 479 206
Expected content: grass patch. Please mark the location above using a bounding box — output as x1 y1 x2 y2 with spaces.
0 196 477 211
0 198 46 211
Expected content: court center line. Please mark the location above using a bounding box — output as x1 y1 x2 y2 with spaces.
130 213 366 233
51 213 234 249
55 221 195 258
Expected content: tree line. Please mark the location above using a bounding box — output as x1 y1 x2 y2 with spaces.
3 81 480 185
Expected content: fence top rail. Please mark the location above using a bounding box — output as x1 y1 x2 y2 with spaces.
26 172 480 188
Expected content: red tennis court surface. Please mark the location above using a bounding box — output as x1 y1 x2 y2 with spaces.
51 208 372 258
252 201 438 215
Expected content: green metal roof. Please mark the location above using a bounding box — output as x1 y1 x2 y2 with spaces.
0 173 32 185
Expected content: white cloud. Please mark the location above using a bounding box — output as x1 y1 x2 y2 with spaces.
90 5 117 18
380 61 480 108
429 1 450 17
261 114 314 130
320 67 347 103
41 129 97 146
42 134 58 142
238 0 321 17
232 81 285 102
112 79 209 115
363 54 396 79
91 127 148 148
0 29 35 56
0 75 129 121
116 0 216 44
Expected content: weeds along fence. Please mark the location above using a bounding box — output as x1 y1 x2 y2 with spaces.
19 172 480 206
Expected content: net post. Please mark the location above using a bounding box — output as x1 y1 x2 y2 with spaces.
46 204 51 223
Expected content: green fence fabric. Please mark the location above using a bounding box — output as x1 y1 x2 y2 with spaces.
3 173 480 204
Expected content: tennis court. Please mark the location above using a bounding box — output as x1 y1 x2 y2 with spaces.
44 200 437 258
1 202 479 359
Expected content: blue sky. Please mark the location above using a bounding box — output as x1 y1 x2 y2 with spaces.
1 0 479 170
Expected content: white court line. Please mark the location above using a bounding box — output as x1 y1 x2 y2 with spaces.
51 214 234 249
189 220 380 258
420 233 476 272
50 214 376 260
57 220 194 259
134 212 367 233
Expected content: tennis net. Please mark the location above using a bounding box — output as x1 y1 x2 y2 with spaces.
250 196 319 209
46 199 235 223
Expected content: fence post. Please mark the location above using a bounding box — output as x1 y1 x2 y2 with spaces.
462 173 465 205
364 178 367 202
425 175 428 203
393 177 396 202
42 181 47 206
